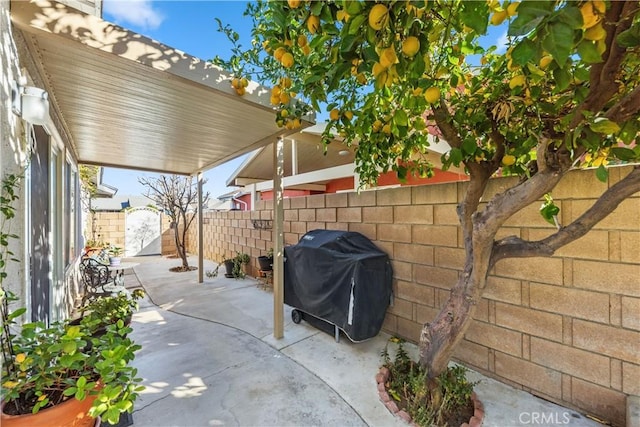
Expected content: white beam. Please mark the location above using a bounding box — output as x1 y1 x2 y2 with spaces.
291 139 298 175
197 172 203 284
273 138 284 339
256 163 356 192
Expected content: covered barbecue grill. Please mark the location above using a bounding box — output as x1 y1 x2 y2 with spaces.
284 229 393 342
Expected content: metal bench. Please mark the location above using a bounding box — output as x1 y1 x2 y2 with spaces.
79 257 115 304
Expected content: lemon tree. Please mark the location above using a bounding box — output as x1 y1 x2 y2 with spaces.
216 0 640 387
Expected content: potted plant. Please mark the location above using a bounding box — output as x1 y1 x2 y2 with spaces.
107 246 123 267
0 292 144 427
257 248 273 272
72 290 145 336
209 252 250 279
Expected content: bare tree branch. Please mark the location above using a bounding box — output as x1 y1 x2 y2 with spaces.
491 166 640 265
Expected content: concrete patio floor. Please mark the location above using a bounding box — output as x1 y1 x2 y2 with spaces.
123 255 603 427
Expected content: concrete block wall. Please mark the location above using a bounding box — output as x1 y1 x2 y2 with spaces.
91 212 125 250
187 167 639 425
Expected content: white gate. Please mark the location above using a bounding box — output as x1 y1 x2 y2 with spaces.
125 207 161 257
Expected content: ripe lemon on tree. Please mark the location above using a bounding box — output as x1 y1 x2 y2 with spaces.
584 23 606 41
297 34 307 47
424 87 440 104
502 154 516 166
402 36 420 57
329 108 340 121
274 47 286 62
368 4 389 31
507 2 519 17
287 0 300 9
307 15 320 34
379 46 398 69
281 52 294 68
509 74 526 89
490 9 508 26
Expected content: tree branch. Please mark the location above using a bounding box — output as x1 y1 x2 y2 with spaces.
605 84 640 124
569 1 635 130
491 165 640 266
433 105 463 149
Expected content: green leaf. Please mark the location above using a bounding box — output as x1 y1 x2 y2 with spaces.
345 1 363 16
511 39 537 66
310 1 323 16
595 164 608 182
552 66 571 92
462 138 477 156
610 147 637 162
393 110 408 127
616 22 640 48
557 6 583 30
460 1 489 35
590 118 621 134
509 1 552 37
449 148 463 166
348 14 366 35
62 341 77 354
577 40 603 64
618 120 640 144
542 22 575 67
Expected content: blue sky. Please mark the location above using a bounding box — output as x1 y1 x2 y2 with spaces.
102 0 258 200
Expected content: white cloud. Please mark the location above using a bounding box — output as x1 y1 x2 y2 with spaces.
495 30 509 54
103 0 164 30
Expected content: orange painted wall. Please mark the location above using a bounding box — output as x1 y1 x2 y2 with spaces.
377 168 467 187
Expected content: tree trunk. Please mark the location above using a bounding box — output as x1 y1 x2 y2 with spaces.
419 234 493 380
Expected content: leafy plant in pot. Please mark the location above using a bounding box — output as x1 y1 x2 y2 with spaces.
208 252 250 279
257 248 273 272
107 246 123 267
0 292 144 426
71 290 145 337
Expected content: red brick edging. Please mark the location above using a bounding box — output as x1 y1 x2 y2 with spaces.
376 366 484 427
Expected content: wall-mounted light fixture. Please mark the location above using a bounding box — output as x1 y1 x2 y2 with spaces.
11 78 49 125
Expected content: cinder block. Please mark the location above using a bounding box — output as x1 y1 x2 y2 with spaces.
572 377 625 426
466 322 522 357
393 243 433 265
362 206 393 223
573 319 640 364
484 276 522 305
412 225 458 247
623 362 640 396
495 303 563 342
494 351 562 399
377 186 412 206
568 198 640 231
415 304 439 324
455 339 490 371
284 210 298 221
622 297 640 331
388 297 414 320
396 280 435 306
326 193 348 208
529 283 609 324
298 209 316 222
528 229 609 261
378 224 411 243
337 207 362 223
434 247 465 270
530 337 610 386
393 205 433 224
391 261 412 282
326 222 348 231
495 257 564 286
628 395 640 427
412 182 457 204
316 208 336 222
348 190 376 207
433 204 459 225
348 223 377 239
396 317 421 343
414 265 458 289
620 231 640 263
573 259 640 297
306 194 326 208
290 196 306 209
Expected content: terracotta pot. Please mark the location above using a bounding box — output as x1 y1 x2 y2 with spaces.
1 393 99 427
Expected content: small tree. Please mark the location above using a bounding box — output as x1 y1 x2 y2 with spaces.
79 165 100 244
216 0 640 393
139 175 209 270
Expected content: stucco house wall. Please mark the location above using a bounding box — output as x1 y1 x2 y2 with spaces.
187 166 639 425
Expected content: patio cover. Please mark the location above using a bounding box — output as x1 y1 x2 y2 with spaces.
11 0 311 175
11 0 311 339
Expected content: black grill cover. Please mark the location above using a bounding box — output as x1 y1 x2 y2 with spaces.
284 229 393 342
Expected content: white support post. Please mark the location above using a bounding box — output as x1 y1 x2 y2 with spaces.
197 172 203 284
273 138 285 339
291 139 298 176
